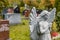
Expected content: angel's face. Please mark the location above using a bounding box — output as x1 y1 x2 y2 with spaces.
41 14 48 21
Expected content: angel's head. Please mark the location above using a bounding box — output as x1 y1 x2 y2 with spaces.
40 10 50 21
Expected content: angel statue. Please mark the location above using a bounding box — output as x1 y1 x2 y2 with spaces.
29 7 56 40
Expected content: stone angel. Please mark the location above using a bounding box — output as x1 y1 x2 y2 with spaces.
29 7 56 40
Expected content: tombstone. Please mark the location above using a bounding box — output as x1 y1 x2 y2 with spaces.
14 6 20 13
24 4 30 17
2 7 14 19
25 4 29 10
2 8 8 19
0 20 9 40
25 4 27 9
2 7 21 24
7 7 14 13
24 10 30 17
4 13 21 24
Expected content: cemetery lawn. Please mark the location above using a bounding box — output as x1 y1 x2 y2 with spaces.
10 19 60 40
10 19 30 40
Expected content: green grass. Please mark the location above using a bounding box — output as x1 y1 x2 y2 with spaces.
10 19 60 40
10 20 30 40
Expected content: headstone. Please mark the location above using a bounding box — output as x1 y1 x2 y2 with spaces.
25 10 30 17
25 4 29 10
0 20 9 40
4 13 21 24
25 4 27 9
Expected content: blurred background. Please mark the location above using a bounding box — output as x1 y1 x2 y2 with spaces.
0 0 60 40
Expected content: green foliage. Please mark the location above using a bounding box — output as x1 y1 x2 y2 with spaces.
20 7 25 13
56 12 60 31
36 0 41 3
55 0 60 31
0 0 9 13
38 4 45 10
55 0 60 12
52 21 57 31
20 1 24 7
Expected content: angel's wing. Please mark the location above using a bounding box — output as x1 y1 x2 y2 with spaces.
31 7 37 18
47 8 56 23
29 13 35 25
29 7 37 25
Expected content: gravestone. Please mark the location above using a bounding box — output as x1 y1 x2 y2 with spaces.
0 20 9 40
4 13 21 24
25 10 30 17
